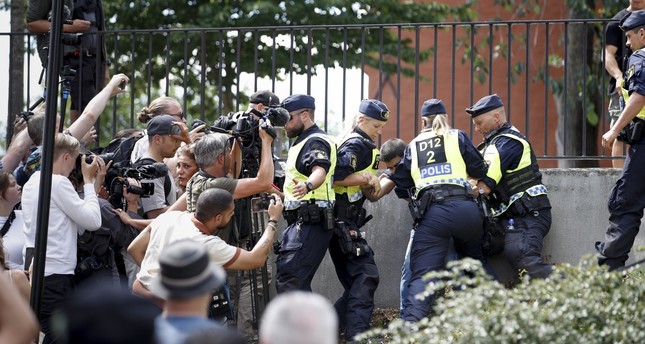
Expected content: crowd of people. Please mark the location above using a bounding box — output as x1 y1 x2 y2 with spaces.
3 2 645 343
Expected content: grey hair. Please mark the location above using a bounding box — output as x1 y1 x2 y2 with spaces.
193 133 231 169
259 291 338 344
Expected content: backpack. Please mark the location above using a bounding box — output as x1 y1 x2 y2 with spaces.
96 135 141 170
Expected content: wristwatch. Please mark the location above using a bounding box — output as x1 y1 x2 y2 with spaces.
304 181 314 192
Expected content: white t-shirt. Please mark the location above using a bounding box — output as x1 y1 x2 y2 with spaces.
138 156 177 215
21 172 101 276
136 211 239 290
0 211 25 270
130 132 149 164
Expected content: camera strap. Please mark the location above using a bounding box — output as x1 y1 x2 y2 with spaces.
0 210 16 237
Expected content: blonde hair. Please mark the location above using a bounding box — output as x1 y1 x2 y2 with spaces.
423 114 452 136
336 113 378 144
137 96 180 124
53 133 80 161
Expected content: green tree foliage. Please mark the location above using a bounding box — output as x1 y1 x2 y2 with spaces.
358 252 645 343
99 0 475 142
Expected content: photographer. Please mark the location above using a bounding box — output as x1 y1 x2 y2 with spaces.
27 0 108 122
135 115 187 219
101 178 144 288
168 126 275 341
129 189 283 309
21 133 104 343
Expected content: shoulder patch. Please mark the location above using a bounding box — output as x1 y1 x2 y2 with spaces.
312 149 328 160
627 64 635 81
349 154 357 170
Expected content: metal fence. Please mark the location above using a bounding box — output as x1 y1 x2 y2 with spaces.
1 18 622 164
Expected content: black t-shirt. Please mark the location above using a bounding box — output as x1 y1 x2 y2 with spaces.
606 8 631 93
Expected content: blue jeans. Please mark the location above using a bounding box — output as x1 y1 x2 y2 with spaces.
399 229 461 314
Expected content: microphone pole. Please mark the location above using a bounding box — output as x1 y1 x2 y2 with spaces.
30 0 65 317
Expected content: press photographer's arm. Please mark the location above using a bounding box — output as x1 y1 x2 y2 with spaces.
114 178 151 231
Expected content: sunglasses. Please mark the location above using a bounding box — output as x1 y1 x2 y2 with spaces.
289 109 308 121
162 111 185 120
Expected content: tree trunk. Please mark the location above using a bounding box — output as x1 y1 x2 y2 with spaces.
8 0 25 145
555 6 599 168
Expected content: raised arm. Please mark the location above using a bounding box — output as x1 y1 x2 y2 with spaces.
67 74 128 140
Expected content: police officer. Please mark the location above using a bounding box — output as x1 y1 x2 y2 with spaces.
393 99 488 321
330 99 389 341
597 11 645 270
468 94 553 279
275 94 337 293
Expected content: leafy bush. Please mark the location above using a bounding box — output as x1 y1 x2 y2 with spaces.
358 250 645 344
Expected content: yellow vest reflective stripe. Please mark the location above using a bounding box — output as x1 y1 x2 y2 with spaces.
481 133 532 184
621 77 645 119
284 133 337 210
409 129 468 198
333 133 380 203
490 184 548 217
481 132 546 216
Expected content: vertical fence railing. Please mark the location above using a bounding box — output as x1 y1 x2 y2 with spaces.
1 19 621 161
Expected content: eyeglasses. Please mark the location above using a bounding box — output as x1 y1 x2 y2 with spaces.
162 112 185 120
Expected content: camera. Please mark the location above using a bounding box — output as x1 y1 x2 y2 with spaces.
62 33 82 46
250 193 271 212
84 153 115 165
18 111 35 122
191 119 212 135
105 163 168 210
212 106 290 142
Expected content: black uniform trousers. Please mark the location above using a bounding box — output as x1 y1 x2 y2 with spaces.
328 227 379 340
500 209 552 279
402 199 484 321
275 220 334 293
596 136 645 270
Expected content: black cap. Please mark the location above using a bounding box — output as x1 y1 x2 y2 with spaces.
282 94 316 112
359 99 390 121
620 10 645 31
147 115 181 136
465 94 504 118
421 99 447 117
250 90 280 107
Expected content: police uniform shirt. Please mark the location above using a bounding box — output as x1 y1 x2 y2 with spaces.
478 123 526 190
334 128 376 182
624 49 645 97
391 130 487 198
291 124 333 176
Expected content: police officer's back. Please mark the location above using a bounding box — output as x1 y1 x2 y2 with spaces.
393 99 488 321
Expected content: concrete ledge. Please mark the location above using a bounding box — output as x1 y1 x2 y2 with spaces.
306 168 645 308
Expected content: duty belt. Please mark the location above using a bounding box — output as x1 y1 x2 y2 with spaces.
284 200 333 211
415 178 469 198
491 184 548 217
